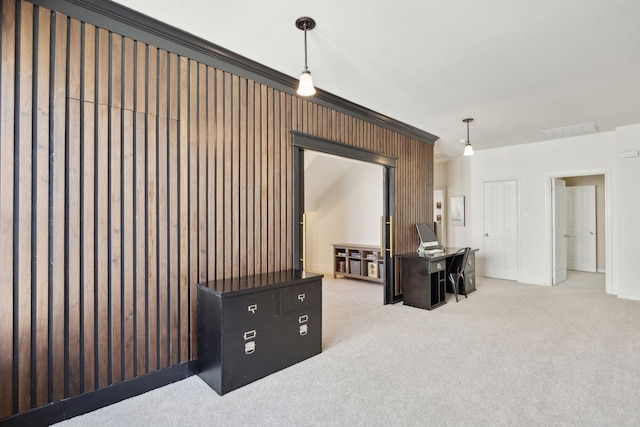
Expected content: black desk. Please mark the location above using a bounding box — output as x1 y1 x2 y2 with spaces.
396 248 477 310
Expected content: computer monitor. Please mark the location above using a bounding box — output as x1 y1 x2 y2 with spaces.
416 223 438 247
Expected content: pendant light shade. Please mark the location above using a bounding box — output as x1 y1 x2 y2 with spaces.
297 70 315 96
463 118 474 156
295 17 316 97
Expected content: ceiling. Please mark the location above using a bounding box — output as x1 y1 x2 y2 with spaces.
113 0 640 159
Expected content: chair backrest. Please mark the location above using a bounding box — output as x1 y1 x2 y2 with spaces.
448 247 471 275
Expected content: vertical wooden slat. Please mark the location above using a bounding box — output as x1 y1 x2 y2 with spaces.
133 42 148 375
223 72 232 278
157 49 168 369
146 46 158 372
187 59 197 355
260 84 268 273
67 18 81 400
79 19 96 392
168 53 179 366
266 87 275 272
215 69 224 280
245 80 255 277
17 1 33 411
206 66 215 283
157 115 168 369
231 74 240 278
95 27 110 389
0 0 16 418
252 82 261 276
239 77 247 277
50 9 67 405
82 99 96 392
178 57 189 362
197 63 207 284
122 38 135 381
272 88 280 271
95 102 109 388
67 99 81 397
168 117 179 365
34 5 50 408
109 102 122 383
146 111 158 372
134 111 146 374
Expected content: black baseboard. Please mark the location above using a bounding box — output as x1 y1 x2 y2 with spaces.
0 360 198 427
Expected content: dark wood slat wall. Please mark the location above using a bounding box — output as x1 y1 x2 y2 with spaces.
0 0 433 420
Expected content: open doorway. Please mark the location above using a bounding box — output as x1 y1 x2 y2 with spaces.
551 173 608 292
291 132 398 304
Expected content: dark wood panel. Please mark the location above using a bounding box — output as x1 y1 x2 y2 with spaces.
178 57 189 362
157 114 168 370
95 103 109 389
109 105 123 383
146 113 158 373
17 0 33 412
68 98 82 398
134 112 147 376
51 7 67 405
168 117 179 366
34 5 50 408
0 0 16 418
82 101 96 392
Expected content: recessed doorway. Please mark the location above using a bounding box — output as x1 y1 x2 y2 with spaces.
291 132 399 304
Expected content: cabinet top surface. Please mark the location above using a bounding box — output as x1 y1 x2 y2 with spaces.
332 243 381 250
197 269 323 297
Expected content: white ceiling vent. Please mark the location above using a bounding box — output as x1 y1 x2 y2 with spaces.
542 122 598 138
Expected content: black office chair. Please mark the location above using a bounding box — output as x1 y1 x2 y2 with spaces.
447 247 471 302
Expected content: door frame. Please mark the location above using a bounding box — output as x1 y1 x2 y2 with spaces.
291 132 398 304
547 169 612 294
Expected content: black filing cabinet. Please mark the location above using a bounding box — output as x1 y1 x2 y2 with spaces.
197 270 322 395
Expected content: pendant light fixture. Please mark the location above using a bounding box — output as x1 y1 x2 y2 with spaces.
295 17 316 96
462 118 474 156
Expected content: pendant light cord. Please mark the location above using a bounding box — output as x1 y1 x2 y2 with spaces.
303 24 309 71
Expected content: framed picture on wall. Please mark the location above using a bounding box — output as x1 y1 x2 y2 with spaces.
450 196 465 226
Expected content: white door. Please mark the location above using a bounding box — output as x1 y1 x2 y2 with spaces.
566 185 596 272
552 178 567 284
483 180 518 280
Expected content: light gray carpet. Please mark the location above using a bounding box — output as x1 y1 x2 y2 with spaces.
54 272 640 426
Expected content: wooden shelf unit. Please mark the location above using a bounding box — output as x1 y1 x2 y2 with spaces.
332 243 384 283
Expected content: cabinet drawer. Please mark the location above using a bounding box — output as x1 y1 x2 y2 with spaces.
276 306 322 368
465 252 475 272
223 289 278 330
429 260 446 273
279 280 322 314
463 271 476 294
222 321 280 393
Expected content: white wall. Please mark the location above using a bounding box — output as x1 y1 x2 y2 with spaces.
613 124 640 300
443 123 640 300
304 161 383 274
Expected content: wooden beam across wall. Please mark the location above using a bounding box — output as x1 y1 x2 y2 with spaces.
0 0 434 422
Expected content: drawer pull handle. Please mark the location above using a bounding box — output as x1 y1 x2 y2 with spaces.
243 330 256 340
298 314 308 323
298 293 306 302
244 341 255 355
247 304 258 314
299 324 308 336
436 263 442 270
